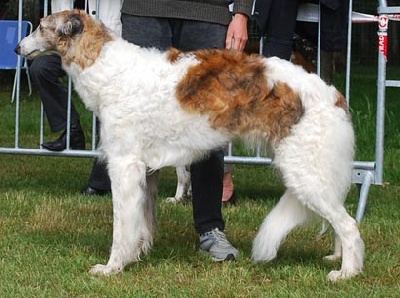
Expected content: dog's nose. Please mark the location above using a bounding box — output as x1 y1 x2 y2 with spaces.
14 45 20 55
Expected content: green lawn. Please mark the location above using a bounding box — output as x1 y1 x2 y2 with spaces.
0 66 399 297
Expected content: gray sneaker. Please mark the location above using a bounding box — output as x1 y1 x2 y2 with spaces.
199 228 238 261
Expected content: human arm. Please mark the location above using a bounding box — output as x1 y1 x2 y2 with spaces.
225 0 253 52
225 13 249 52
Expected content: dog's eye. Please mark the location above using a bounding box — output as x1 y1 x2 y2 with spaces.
39 24 43 31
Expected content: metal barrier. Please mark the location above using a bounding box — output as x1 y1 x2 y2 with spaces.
1 0 98 157
1 0 396 222
351 0 400 221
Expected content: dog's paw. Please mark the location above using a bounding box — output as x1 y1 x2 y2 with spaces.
165 196 183 203
324 254 341 261
327 268 361 281
89 264 122 275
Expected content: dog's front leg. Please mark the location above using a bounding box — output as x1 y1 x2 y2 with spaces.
90 158 154 275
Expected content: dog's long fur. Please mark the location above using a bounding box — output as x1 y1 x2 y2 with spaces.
16 10 364 281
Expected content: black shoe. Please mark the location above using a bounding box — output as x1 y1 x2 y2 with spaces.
81 186 111 196
41 123 85 151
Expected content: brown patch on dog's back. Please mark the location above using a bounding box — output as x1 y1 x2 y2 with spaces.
176 49 304 147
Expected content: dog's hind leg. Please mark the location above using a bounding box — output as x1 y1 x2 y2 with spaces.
324 231 342 261
90 158 156 275
144 170 159 245
275 152 364 280
166 166 191 203
252 189 310 262
304 191 364 281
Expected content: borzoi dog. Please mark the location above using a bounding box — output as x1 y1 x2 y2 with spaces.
16 10 364 281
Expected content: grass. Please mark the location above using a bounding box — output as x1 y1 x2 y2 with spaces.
1 66 400 297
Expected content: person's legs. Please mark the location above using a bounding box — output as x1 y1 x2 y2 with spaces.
175 20 226 231
83 158 111 194
30 54 81 132
172 20 226 51
262 0 299 60
83 118 111 195
121 14 172 49
190 150 225 232
222 162 235 204
176 20 238 260
30 54 85 151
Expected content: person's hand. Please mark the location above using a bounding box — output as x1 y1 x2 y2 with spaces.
225 13 248 52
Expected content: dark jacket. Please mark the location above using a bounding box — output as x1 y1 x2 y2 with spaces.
253 0 349 52
122 0 254 26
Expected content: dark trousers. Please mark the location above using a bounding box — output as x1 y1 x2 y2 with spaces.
254 0 299 60
88 157 111 190
87 119 111 190
121 14 227 233
30 55 81 132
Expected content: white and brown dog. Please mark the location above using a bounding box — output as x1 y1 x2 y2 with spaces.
16 10 364 281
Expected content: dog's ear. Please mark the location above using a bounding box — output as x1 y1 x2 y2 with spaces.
57 13 83 36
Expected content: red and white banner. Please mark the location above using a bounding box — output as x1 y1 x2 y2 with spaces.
378 32 388 60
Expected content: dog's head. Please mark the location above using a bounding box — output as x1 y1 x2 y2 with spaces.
15 9 86 59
